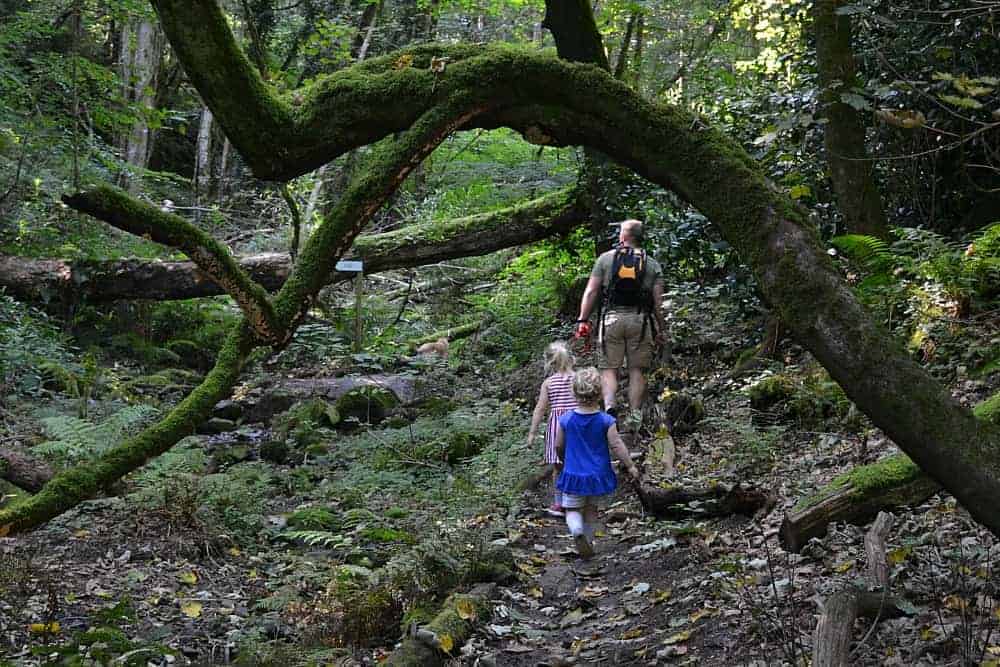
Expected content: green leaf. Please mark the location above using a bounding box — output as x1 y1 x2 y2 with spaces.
940 94 983 109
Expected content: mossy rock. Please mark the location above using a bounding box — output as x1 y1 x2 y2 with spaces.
287 507 340 530
412 429 487 464
273 398 340 448
336 386 400 426
213 443 249 466
747 375 796 412
384 507 409 519
259 439 290 464
360 526 416 544
660 391 705 435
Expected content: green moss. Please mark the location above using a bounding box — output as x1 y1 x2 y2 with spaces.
748 375 796 412
287 507 340 530
361 527 417 544
793 453 925 512
385 507 409 519
336 386 399 425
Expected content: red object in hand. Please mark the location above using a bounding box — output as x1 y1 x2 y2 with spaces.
576 322 591 338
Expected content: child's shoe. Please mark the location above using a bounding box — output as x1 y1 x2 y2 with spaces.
574 533 595 559
545 504 565 517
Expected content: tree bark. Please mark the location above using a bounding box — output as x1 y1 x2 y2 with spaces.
637 483 773 519
195 106 213 198
813 0 888 237
0 187 583 303
813 512 903 667
118 17 163 192
0 447 54 493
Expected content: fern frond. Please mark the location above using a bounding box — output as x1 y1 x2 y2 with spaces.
283 530 354 548
831 234 895 274
36 404 159 464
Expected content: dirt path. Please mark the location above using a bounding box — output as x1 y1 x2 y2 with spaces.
470 485 756 666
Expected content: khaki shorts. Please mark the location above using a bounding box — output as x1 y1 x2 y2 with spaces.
597 311 654 370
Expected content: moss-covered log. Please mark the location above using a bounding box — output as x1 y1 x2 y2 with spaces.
18 187 581 303
407 318 491 351
779 455 940 553
384 583 496 667
0 322 255 534
781 391 1000 552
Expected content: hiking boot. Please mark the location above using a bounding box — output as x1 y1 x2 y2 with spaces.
545 504 565 517
574 533 595 559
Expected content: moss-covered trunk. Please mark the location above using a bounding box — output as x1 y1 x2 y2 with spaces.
813 0 888 238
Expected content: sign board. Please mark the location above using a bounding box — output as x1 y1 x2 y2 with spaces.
335 260 363 273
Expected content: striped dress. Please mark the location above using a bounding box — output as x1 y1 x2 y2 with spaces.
544 372 578 464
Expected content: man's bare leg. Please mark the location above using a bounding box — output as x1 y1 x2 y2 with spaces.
627 366 646 412
601 368 618 412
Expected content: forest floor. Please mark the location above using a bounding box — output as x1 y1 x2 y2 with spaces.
2 286 999 666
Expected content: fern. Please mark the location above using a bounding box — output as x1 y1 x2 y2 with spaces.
34 404 158 465
831 234 895 275
283 530 355 549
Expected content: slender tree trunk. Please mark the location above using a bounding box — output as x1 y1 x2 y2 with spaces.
195 106 213 200
118 18 163 192
813 0 888 238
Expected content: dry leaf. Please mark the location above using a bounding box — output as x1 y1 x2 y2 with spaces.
179 571 198 585
455 598 476 620
395 54 414 69
528 587 543 598
28 622 60 634
438 633 453 653
181 601 203 618
664 630 691 645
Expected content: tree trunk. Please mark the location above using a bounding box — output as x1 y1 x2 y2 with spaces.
813 0 888 238
0 187 583 303
118 18 163 192
781 392 1000 552
195 106 213 199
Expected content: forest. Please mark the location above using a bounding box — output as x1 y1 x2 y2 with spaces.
2 0 1000 664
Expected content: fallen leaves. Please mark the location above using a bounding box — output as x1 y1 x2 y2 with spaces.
180 601 203 618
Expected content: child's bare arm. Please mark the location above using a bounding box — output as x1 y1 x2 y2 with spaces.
526 379 550 448
607 424 640 479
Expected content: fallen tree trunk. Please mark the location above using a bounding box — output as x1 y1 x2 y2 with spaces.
638 483 773 519
407 318 491 351
781 392 1000 552
0 447 54 493
780 455 939 553
385 583 496 667
0 188 581 304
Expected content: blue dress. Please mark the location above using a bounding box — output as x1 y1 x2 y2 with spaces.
556 410 618 496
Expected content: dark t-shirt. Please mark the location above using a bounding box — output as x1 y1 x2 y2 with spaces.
591 247 662 311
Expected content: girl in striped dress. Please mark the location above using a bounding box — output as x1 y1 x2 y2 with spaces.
527 341 578 516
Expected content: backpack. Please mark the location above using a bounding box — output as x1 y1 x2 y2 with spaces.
597 247 657 350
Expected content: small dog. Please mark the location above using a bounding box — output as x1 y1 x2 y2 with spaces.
416 337 449 358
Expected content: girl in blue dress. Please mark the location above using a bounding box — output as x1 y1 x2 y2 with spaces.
555 367 640 558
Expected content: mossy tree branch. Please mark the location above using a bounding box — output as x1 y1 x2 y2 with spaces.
63 185 283 343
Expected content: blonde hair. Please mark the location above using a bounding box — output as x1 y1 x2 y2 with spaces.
572 367 603 405
544 341 574 374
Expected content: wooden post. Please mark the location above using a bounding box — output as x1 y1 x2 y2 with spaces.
354 271 363 352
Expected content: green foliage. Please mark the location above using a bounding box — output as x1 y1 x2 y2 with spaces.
39 349 102 417
287 507 340 530
33 404 158 466
0 292 74 400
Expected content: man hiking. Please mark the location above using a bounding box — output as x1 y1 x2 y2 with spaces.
575 219 667 423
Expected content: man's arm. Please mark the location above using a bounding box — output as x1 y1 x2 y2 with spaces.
652 278 667 342
576 274 603 336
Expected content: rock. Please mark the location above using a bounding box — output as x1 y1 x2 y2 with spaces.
259 440 290 465
238 374 418 423
213 399 243 421
336 386 400 426
197 418 237 435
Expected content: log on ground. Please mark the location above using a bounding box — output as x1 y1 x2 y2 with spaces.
385 582 496 667
780 455 940 553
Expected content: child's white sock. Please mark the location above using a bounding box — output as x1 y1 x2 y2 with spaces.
565 511 584 536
